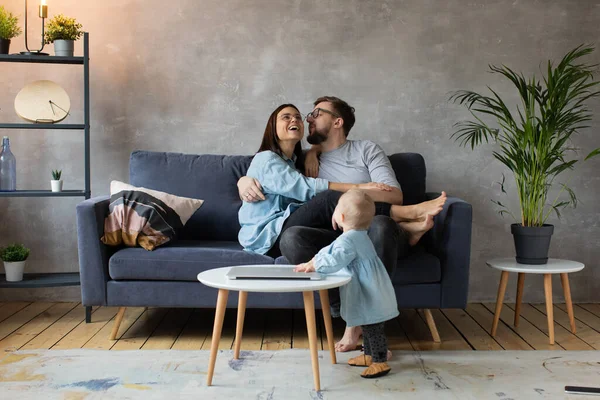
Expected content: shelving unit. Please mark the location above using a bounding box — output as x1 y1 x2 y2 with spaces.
0 33 91 322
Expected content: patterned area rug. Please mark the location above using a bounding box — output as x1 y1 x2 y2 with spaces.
0 349 598 399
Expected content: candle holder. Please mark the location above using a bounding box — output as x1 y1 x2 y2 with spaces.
20 0 49 56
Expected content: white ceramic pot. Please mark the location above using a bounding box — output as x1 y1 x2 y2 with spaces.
51 180 63 192
4 261 25 282
54 40 74 57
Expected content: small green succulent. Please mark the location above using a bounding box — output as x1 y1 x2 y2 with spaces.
51 169 62 180
0 6 22 40
0 244 30 262
44 14 83 44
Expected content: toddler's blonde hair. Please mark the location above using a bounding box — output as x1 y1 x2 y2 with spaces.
337 189 375 230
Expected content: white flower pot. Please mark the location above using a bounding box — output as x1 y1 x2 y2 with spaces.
51 180 63 192
54 40 74 57
4 261 26 282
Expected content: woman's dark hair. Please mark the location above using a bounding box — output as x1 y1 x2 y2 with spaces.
257 103 305 173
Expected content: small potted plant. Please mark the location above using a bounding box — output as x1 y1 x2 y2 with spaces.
1 244 30 282
44 14 83 57
51 169 63 192
0 6 22 54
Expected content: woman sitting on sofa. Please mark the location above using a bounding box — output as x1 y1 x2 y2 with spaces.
238 103 392 257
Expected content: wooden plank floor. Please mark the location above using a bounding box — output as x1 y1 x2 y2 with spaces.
0 302 599 352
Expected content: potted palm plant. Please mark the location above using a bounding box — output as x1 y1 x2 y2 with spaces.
450 45 600 264
44 14 83 57
0 6 22 54
1 244 30 282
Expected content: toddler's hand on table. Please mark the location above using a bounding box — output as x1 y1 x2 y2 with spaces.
294 261 315 273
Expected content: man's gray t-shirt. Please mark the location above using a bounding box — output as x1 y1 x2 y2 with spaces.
317 140 401 190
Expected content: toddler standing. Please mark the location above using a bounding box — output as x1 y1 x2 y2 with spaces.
295 189 399 378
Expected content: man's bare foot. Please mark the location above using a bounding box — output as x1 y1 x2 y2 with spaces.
399 214 435 246
335 326 362 352
415 191 446 220
389 191 447 222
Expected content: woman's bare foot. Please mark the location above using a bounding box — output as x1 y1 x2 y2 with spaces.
390 191 447 222
399 214 435 246
335 326 362 352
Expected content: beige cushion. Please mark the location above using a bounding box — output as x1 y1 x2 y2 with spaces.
101 181 204 251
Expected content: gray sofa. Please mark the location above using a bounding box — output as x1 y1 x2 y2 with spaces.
76 150 472 332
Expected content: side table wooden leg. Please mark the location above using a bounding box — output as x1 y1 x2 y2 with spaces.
491 271 509 336
303 291 321 392
234 291 247 359
319 289 337 364
544 274 554 345
207 289 229 386
514 273 525 327
560 273 576 334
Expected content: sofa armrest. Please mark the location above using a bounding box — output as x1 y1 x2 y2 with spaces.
76 196 113 306
425 192 473 308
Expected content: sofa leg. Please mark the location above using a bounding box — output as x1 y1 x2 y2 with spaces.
85 306 92 323
423 309 441 343
109 307 127 340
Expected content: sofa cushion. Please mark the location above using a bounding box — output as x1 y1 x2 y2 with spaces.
129 151 252 241
101 181 204 251
128 151 427 241
109 240 274 281
274 250 441 285
388 153 426 205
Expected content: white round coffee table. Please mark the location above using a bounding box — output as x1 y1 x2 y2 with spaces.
487 258 584 345
198 265 351 391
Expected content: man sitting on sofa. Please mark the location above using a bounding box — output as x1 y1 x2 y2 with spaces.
238 96 446 352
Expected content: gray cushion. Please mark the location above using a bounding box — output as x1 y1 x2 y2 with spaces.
109 240 274 281
388 153 426 205
129 151 252 241
127 151 428 241
274 250 441 285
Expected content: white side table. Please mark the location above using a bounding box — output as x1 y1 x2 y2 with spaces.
198 265 351 391
487 258 584 344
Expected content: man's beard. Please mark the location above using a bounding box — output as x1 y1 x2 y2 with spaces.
307 132 327 145
307 125 329 145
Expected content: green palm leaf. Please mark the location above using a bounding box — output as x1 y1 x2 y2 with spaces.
450 45 600 227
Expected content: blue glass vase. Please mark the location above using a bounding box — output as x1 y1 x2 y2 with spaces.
0 136 16 191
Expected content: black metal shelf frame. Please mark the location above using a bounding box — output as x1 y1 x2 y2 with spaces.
0 124 86 130
0 33 91 320
0 273 80 288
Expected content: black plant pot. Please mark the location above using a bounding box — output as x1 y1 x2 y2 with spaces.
511 223 554 265
0 39 10 55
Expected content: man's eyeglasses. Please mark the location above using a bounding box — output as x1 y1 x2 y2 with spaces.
305 107 341 121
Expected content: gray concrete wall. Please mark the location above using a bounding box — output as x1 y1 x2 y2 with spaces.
0 0 599 303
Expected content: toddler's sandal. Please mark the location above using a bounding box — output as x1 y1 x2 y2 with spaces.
348 354 372 367
361 362 391 379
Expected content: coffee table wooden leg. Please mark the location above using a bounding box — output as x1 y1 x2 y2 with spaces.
303 291 321 392
207 289 229 386
544 274 554 345
319 289 336 364
514 273 525 327
560 273 576 334
492 271 509 336
234 291 247 360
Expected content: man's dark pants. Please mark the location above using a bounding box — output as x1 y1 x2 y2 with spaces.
273 190 410 318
